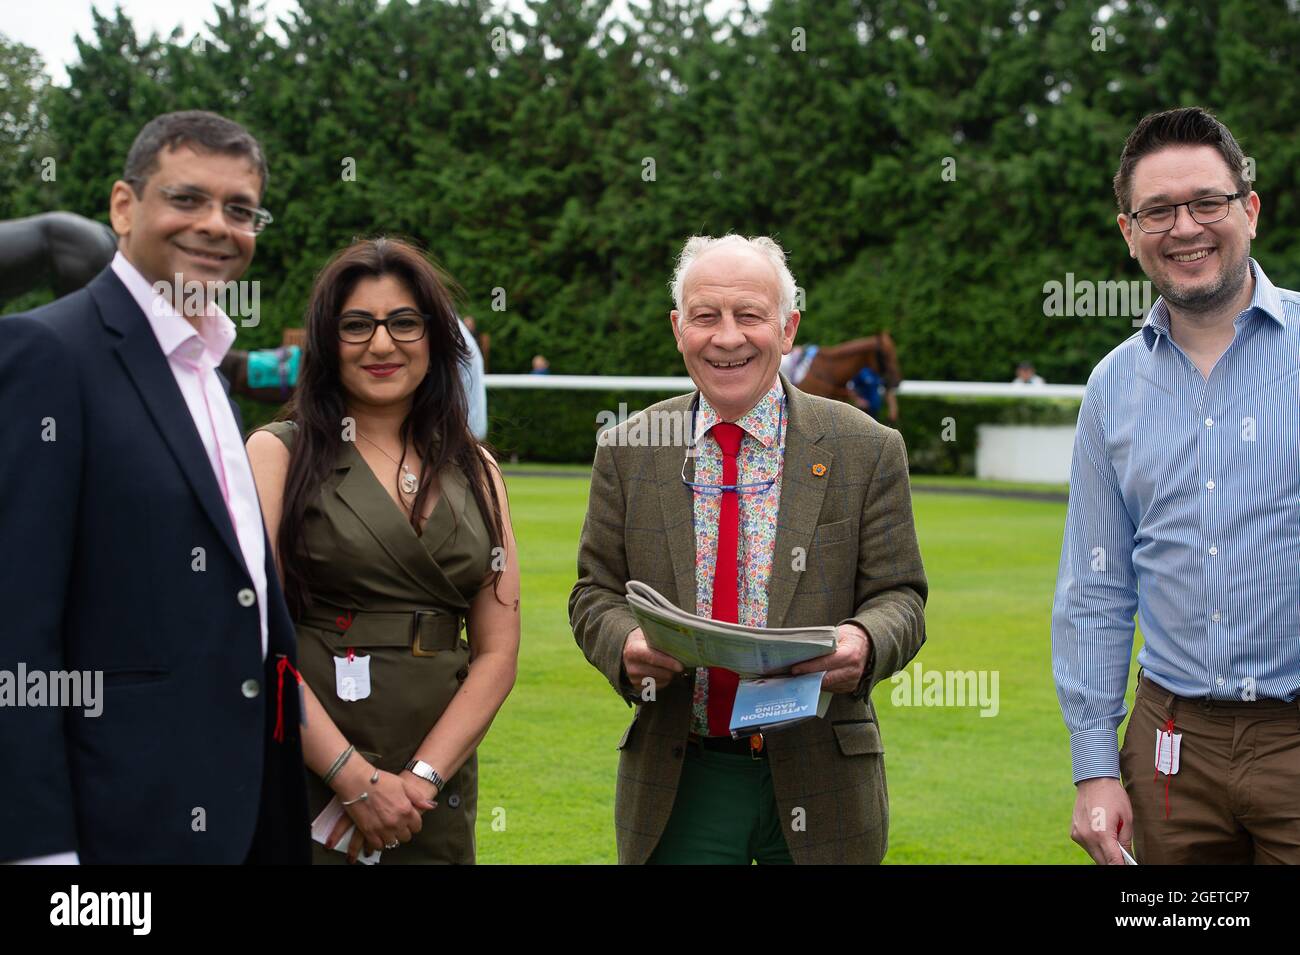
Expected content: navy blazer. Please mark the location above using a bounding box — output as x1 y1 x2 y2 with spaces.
0 265 310 863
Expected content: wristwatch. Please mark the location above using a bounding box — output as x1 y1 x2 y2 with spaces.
404 758 446 791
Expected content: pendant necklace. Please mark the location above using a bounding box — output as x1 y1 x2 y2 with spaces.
357 431 420 495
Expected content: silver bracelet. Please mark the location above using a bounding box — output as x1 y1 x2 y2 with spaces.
322 744 355 786
341 790 369 807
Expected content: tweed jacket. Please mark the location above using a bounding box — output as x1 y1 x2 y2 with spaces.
569 372 927 864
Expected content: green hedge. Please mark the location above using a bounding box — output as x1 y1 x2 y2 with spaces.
895 396 1081 476
485 390 1081 474
486 389 681 465
238 388 1081 475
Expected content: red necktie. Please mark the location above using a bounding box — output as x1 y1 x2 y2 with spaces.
706 421 745 736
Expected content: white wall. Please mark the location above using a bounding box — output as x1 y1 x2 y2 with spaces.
976 425 1076 484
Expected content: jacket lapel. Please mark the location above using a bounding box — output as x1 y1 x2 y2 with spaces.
333 441 470 609
94 269 245 568
652 392 699 615
768 374 831 628
420 462 468 557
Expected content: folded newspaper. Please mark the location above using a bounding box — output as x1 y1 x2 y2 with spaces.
625 580 837 677
729 672 833 737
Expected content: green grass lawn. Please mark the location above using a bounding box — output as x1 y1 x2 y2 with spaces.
911 474 1068 496
475 472 1140 864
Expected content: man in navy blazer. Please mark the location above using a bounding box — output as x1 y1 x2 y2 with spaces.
0 111 309 863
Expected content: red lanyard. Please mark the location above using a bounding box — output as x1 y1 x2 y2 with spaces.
273 656 304 743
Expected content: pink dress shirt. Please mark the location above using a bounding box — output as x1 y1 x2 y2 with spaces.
111 252 269 658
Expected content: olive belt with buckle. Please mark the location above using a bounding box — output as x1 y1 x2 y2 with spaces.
689 732 767 759
301 606 465 657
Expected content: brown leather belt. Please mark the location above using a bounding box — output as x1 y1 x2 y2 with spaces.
1140 673 1294 711
689 733 767 759
301 606 465 657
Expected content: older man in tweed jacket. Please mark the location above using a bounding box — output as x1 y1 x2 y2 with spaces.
569 234 927 864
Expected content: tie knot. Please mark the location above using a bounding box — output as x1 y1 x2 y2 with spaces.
710 421 746 457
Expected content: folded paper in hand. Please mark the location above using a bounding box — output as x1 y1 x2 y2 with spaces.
624 580 837 677
311 796 382 865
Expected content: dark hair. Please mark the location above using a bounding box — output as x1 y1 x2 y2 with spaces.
1113 107 1250 212
275 237 508 617
124 110 269 199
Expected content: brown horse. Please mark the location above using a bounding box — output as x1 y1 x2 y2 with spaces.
790 332 902 422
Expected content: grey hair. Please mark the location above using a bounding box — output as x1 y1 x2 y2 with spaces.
670 233 798 331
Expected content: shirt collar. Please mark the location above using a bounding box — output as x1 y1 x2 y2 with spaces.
695 376 785 449
111 251 237 366
1141 257 1286 351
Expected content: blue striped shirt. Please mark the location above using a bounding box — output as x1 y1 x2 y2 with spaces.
1052 258 1300 783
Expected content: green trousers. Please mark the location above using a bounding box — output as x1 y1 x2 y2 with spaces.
648 742 795 865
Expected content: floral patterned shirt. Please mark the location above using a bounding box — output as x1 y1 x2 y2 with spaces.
689 377 787 736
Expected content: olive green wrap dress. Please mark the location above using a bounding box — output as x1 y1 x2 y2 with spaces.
259 421 491 864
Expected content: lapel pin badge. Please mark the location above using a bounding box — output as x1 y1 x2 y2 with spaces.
812 463 827 477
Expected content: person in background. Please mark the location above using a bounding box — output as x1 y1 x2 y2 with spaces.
462 314 489 369
846 363 885 416
1010 361 1045 385
246 237 519 864
530 354 550 374
1054 106 1300 865
458 314 487 439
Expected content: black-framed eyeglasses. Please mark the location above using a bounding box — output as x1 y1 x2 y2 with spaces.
1129 192 1246 234
680 396 786 496
337 312 430 344
127 178 273 235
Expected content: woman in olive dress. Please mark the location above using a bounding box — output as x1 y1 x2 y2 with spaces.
246 237 519 864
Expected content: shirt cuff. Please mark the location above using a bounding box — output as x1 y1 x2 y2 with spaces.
1070 727 1122 783
836 621 874 699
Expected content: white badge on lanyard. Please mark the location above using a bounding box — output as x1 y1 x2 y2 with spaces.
335 648 371 702
1154 727 1181 775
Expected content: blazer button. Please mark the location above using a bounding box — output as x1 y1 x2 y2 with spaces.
237 588 256 607
671 745 684 759
241 679 261 699
455 666 470 683
447 794 461 809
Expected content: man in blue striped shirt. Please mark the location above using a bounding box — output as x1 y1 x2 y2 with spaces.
1053 107 1300 865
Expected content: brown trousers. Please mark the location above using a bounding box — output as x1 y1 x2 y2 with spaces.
1120 674 1300 864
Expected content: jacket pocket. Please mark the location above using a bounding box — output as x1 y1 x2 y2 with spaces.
617 708 642 750
812 518 853 546
832 719 884 756
101 667 171 688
